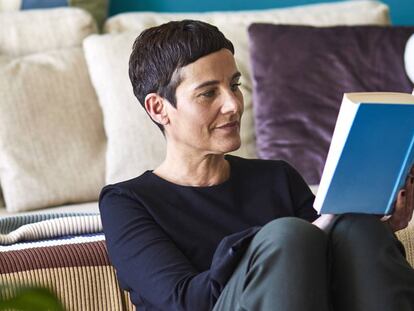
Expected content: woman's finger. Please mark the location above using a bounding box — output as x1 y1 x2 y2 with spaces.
396 189 407 212
388 190 408 231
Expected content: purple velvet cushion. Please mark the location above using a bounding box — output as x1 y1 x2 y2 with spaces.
248 24 414 185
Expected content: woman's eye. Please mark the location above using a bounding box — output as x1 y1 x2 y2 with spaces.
231 83 241 91
201 90 216 98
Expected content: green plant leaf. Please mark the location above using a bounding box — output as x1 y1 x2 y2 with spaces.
0 286 64 311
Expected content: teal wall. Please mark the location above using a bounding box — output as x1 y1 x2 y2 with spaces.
109 0 414 26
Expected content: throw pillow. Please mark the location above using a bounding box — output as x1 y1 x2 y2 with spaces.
0 48 106 212
0 7 97 56
248 24 414 185
0 0 107 29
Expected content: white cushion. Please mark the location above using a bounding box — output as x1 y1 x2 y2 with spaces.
0 7 97 56
405 34 414 86
83 32 166 184
0 48 106 212
88 1 389 184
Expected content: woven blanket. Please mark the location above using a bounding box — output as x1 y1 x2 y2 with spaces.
0 213 135 311
0 213 102 245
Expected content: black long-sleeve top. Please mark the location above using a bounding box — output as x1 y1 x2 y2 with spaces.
99 155 318 310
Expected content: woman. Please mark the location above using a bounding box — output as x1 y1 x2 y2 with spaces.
99 20 414 311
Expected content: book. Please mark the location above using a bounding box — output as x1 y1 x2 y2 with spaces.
313 92 414 215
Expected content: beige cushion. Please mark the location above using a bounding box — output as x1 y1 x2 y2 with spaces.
83 32 166 184
88 0 389 184
0 48 106 212
0 7 97 56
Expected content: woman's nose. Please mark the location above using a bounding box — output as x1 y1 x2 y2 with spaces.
221 90 241 114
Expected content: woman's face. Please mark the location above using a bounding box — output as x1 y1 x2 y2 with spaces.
164 48 244 155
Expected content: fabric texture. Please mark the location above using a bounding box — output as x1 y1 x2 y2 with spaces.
89 1 390 184
213 217 330 311
0 48 106 212
213 214 414 311
0 211 133 310
248 24 414 185
0 238 134 311
0 213 102 245
0 8 97 56
396 221 414 266
83 32 166 184
99 155 318 310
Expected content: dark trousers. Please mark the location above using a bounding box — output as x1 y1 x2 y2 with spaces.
212 214 414 311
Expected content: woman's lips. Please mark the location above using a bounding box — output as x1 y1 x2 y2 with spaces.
215 121 239 130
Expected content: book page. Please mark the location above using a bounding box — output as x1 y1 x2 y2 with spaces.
313 94 359 213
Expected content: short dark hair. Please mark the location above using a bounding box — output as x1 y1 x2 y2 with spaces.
128 19 234 132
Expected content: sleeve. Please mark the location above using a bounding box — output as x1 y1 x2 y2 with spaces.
282 162 318 222
99 185 260 311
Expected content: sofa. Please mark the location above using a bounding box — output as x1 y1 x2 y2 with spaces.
0 1 414 310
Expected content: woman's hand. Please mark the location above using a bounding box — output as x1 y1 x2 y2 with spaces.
382 166 414 232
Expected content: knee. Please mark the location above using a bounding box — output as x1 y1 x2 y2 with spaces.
333 213 391 241
251 217 327 254
331 213 399 251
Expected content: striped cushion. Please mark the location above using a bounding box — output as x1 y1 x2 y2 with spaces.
0 213 135 310
0 239 135 311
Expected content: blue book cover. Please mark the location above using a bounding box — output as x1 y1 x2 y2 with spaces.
314 92 414 215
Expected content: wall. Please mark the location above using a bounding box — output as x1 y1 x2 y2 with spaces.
109 0 414 26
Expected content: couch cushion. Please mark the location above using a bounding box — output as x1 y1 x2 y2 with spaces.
87 1 389 184
83 32 166 184
0 7 97 56
0 48 106 212
248 24 414 185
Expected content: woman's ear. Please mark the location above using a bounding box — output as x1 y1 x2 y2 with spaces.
144 93 170 126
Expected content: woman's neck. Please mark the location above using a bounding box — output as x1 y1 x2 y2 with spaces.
153 148 230 187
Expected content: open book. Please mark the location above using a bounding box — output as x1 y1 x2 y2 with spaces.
313 92 414 215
